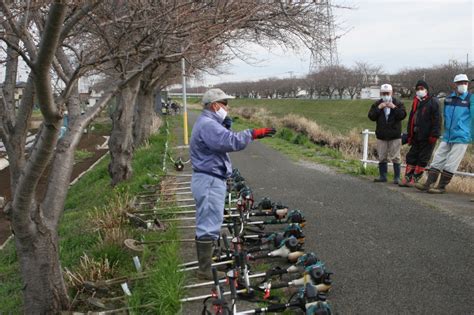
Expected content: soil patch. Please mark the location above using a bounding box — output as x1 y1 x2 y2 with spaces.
0 132 109 245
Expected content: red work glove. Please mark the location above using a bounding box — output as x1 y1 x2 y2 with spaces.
428 136 438 144
252 128 276 139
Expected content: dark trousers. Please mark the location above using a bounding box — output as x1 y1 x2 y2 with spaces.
406 140 436 168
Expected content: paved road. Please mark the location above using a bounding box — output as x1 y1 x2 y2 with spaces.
230 141 474 314
183 110 473 313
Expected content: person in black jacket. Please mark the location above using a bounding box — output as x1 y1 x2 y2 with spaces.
368 83 407 183
399 80 441 187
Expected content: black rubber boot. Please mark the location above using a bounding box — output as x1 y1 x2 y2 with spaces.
196 238 225 280
415 168 440 191
374 162 388 182
393 163 401 184
428 171 453 194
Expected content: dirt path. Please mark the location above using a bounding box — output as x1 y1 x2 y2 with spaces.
0 132 109 246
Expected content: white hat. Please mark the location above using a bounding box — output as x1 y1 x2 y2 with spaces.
453 74 469 83
380 84 393 93
202 88 235 105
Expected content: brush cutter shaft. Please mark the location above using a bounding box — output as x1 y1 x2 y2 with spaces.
183 272 267 289
155 213 243 222
179 259 233 272
159 186 191 191
180 289 248 302
177 221 264 229
179 254 229 267
236 302 300 314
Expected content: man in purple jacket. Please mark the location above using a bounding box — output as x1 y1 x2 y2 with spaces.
190 88 276 280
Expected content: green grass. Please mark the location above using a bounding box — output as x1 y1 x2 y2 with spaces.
232 118 380 178
89 120 112 135
74 149 94 163
230 98 411 135
127 225 185 314
0 117 181 313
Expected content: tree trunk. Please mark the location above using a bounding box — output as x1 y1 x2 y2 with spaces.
14 210 69 314
133 83 159 147
108 76 141 186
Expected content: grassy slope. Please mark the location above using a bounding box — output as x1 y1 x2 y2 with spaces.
230 98 472 156
230 98 410 135
0 118 183 313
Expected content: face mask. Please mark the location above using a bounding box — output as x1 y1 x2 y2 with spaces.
382 95 392 103
216 107 227 121
416 89 427 98
457 84 468 94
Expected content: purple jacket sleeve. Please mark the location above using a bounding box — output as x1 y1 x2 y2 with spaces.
201 121 253 153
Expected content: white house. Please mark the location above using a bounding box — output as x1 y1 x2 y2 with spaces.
360 86 381 99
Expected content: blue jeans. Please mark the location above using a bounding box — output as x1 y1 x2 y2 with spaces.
191 172 226 240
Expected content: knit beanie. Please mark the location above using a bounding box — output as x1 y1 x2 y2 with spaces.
415 80 429 91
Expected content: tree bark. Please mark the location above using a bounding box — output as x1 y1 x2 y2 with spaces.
133 82 159 147
14 208 69 314
108 76 141 186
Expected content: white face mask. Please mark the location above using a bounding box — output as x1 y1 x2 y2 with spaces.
416 89 427 98
382 95 392 103
216 107 227 121
457 84 468 94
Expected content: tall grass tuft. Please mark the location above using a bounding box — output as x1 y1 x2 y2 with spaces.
64 253 119 289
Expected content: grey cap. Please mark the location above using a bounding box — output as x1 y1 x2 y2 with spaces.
202 88 235 105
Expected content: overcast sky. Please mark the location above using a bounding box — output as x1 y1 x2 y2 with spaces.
196 0 473 86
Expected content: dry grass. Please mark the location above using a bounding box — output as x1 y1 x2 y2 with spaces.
64 254 119 288
448 177 474 194
87 193 134 246
232 107 474 194
233 107 370 158
88 193 133 230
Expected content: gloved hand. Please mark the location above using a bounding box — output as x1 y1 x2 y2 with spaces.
222 117 233 130
252 128 276 139
428 136 438 144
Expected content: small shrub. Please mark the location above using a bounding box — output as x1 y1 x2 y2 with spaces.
278 128 294 142
293 133 310 145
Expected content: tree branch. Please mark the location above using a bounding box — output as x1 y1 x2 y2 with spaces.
33 2 67 122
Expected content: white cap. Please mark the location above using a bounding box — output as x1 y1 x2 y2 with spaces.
453 74 469 83
380 84 393 93
202 88 235 105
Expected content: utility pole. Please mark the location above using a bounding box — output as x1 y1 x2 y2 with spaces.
181 56 188 146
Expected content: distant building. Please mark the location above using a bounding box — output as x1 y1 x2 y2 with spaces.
360 86 381 99
0 81 27 107
78 88 104 108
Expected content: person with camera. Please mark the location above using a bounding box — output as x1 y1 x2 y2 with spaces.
368 83 407 184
